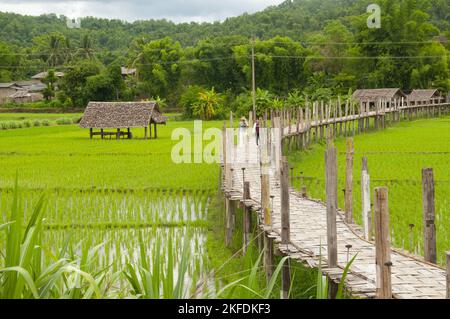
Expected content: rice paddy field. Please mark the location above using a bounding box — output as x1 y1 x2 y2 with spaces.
0 116 222 298
289 116 450 264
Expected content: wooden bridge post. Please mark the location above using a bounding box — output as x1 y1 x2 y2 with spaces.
365 102 370 131
320 101 325 141
422 168 437 264
280 157 291 299
374 187 392 299
345 138 354 224
261 146 273 282
358 102 364 133
338 96 343 136
351 101 356 136
243 182 252 255
281 157 290 244
226 127 234 190
325 140 338 267
361 157 372 240
325 136 338 298
446 252 450 299
344 100 349 137
273 117 282 180
225 199 236 247
222 123 227 187
314 102 319 143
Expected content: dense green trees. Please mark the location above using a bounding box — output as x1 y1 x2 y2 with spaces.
0 0 448 117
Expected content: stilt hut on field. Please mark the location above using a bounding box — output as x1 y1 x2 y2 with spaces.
407 89 443 105
352 88 406 108
79 101 167 140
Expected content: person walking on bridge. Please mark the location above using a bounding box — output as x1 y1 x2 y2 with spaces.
254 118 261 146
238 117 249 147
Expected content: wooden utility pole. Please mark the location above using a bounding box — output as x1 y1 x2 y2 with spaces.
251 37 257 121
422 168 437 264
374 187 392 299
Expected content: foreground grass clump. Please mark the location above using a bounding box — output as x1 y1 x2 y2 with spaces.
289 116 450 264
0 182 212 299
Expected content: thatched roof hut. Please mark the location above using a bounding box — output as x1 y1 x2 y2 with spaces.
31 71 65 80
352 88 406 102
407 89 442 103
79 101 167 139
8 90 43 104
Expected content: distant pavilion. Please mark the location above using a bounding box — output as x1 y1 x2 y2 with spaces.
79 101 167 140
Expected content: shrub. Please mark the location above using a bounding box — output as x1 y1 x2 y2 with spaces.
72 117 82 124
179 85 205 118
33 120 41 127
23 120 32 128
0 122 8 130
56 118 72 125
8 121 17 129
42 119 50 126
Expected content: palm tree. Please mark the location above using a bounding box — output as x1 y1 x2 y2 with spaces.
193 88 222 120
46 35 62 67
131 37 148 80
77 35 95 60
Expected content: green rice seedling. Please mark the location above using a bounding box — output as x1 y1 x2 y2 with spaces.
56 118 73 125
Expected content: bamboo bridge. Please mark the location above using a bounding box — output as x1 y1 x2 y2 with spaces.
220 99 450 299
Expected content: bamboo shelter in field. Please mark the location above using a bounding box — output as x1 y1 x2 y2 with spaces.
352 88 406 108
407 89 443 105
79 101 167 139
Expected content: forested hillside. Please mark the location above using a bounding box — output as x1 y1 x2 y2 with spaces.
0 0 448 115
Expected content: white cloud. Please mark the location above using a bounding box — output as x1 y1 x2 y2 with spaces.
0 0 285 22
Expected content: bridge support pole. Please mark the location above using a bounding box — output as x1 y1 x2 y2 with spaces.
422 168 437 264
345 138 354 224
263 235 274 283
280 157 291 299
374 187 392 299
446 252 450 299
325 136 339 299
361 157 372 240
243 182 252 255
225 199 236 247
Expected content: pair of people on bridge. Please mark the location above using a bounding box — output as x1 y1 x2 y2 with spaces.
238 117 261 146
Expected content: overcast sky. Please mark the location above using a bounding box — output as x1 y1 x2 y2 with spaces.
0 0 286 23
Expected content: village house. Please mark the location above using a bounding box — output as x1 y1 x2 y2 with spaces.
0 83 23 104
31 71 65 81
8 90 44 104
121 67 137 79
79 101 167 140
